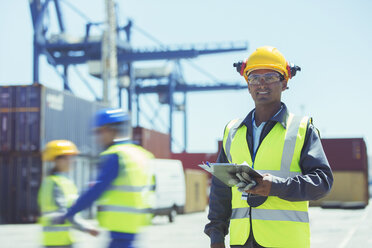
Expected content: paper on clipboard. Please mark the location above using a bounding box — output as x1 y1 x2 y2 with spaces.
198 163 212 173
198 162 262 187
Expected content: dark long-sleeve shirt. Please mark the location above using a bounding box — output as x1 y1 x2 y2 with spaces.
204 103 333 245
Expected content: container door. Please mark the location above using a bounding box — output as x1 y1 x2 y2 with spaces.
0 87 15 152
15 86 41 152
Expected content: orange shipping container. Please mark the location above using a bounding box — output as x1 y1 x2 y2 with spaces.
132 127 171 159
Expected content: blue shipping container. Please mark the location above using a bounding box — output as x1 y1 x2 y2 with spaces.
0 84 107 155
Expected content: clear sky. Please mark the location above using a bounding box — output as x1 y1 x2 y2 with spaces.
1 0 371 154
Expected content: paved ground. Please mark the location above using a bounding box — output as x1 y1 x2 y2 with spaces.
1 204 372 248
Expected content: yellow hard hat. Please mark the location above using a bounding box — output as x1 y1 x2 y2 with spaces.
243 46 289 82
42 140 79 161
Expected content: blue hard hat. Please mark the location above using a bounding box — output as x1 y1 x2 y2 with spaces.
94 108 129 128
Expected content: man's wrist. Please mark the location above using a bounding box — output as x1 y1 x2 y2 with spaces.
269 175 286 196
210 231 225 245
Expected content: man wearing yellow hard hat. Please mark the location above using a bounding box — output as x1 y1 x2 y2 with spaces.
204 46 333 248
38 140 99 248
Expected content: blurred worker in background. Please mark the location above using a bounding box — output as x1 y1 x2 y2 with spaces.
204 46 333 248
53 108 155 248
38 140 99 248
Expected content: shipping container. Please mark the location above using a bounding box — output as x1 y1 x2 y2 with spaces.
0 84 115 224
184 169 208 213
171 140 221 171
311 138 369 208
0 155 12 224
0 153 41 224
14 86 41 152
310 171 369 208
0 84 108 155
0 87 15 151
14 154 42 223
321 138 368 172
171 152 218 171
0 153 98 224
133 127 171 159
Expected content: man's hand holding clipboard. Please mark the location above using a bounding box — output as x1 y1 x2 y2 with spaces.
199 162 272 195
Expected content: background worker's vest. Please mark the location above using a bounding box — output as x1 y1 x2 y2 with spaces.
97 143 155 233
38 175 78 247
223 114 311 248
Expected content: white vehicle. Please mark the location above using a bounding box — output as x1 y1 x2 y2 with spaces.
150 159 186 222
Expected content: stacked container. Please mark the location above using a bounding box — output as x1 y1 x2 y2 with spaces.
0 84 107 223
311 138 369 208
171 141 220 171
0 85 106 155
133 127 171 159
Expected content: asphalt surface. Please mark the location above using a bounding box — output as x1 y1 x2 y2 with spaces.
1 204 372 248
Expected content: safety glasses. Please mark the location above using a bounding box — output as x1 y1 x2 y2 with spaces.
247 72 283 86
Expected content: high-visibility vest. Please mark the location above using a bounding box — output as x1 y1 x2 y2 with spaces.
97 143 155 233
223 113 311 248
38 175 78 247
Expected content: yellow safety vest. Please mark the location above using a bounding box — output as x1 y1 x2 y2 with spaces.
223 113 311 248
38 175 78 247
97 143 155 233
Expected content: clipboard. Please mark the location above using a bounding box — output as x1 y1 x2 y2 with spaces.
198 162 262 187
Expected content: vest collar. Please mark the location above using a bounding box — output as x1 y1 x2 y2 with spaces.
242 102 289 131
106 139 133 149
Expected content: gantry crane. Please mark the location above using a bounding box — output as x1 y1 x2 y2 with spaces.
29 0 248 151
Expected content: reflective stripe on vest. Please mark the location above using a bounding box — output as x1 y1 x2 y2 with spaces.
43 245 72 248
231 208 309 223
110 184 156 192
277 114 303 176
223 113 310 247
41 210 65 215
43 226 70 232
224 119 243 163
98 205 152 214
